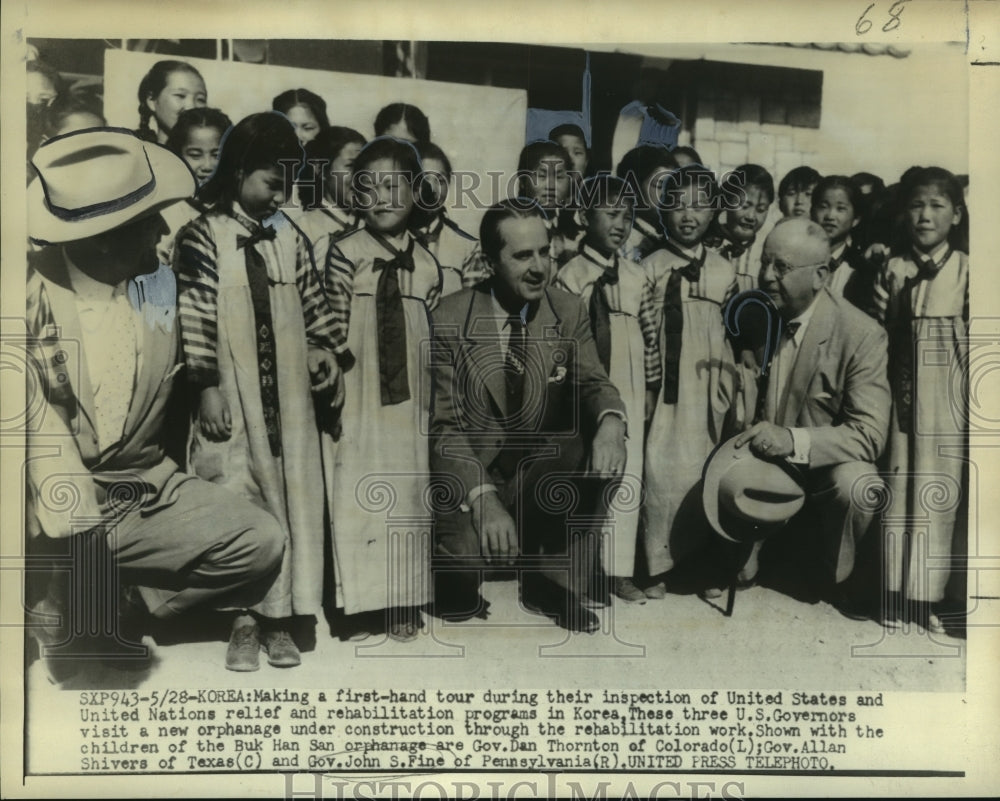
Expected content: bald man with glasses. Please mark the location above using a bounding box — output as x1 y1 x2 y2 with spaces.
731 217 890 616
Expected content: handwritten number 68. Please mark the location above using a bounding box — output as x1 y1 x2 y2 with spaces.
856 0 910 36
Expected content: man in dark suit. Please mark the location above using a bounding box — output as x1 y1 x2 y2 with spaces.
429 199 628 632
25 129 285 672
732 217 890 611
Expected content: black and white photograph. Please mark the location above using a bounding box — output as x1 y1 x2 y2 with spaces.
3 0 999 797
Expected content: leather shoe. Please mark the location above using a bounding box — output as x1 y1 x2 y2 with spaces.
828 585 875 623
521 589 599 634
262 627 301 667
613 577 647 604
226 616 261 672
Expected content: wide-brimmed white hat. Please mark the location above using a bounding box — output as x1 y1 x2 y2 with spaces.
28 127 196 245
702 436 806 543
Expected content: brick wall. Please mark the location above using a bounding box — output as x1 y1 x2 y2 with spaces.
678 64 823 185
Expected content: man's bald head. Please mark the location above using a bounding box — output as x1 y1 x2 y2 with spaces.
767 217 831 264
758 216 832 320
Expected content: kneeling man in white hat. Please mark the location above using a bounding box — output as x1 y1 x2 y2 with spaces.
25 128 285 672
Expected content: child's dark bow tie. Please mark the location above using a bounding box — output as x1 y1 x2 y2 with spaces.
237 226 277 249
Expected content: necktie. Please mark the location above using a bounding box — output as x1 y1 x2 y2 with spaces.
585 255 619 374
504 314 527 426
416 215 445 249
95 288 137 450
371 231 416 406
752 320 801 424
492 312 530 480
891 247 952 434
661 242 705 404
721 237 751 261
237 223 281 456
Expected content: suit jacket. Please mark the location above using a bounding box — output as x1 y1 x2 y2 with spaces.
25 249 189 539
746 288 890 469
429 280 626 501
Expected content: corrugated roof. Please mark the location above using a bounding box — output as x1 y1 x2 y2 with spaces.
766 42 911 58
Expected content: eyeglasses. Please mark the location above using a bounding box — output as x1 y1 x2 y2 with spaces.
760 259 828 279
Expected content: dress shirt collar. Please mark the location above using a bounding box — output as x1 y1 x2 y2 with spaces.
786 293 820 344
490 288 529 326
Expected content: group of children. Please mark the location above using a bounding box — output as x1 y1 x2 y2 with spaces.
30 57 970 668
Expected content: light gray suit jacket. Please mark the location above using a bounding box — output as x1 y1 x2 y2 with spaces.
748 288 890 468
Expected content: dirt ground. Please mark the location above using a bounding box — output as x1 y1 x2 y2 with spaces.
27 575 967 694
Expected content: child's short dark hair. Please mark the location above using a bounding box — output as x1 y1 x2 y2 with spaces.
850 171 885 196
374 103 431 145
901 166 968 251
198 112 302 213
779 166 821 197
272 88 330 131
577 174 632 214
165 107 232 156
352 136 422 183
417 141 453 180
517 140 573 200
518 140 572 173
548 123 587 146
350 136 427 224
298 126 367 210
670 145 703 166
811 175 862 215
615 145 677 187
722 163 775 205
660 165 720 208
305 125 367 164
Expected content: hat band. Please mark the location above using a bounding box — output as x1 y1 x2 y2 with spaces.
43 149 157 224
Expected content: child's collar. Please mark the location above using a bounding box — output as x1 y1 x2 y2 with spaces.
912 239 950 264
580 242 618 270
370 227 411 252
230 201 269 233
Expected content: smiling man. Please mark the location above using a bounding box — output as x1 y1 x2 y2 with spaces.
429 199 628 632
733 217 890 617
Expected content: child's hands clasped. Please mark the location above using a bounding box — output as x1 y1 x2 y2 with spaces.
199 386 232 441
308 348 345 408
